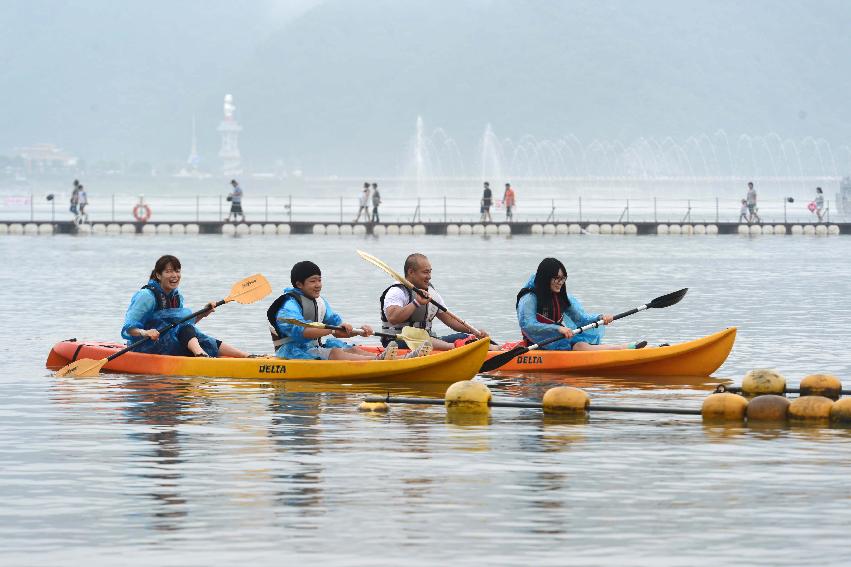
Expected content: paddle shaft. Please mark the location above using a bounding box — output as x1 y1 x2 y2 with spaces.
407 286 484 336
530 304 648 351
313 322 398 341
112 300 225 362
364 395 700 416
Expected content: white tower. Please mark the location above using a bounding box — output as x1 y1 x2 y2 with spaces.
218 94 243 176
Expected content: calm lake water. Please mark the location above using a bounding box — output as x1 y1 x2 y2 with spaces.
2 233 850 566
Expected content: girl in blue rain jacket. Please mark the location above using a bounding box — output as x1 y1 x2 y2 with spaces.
122 255 247 358
516 257 645 351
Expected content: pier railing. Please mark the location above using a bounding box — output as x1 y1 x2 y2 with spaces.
0 194 838 224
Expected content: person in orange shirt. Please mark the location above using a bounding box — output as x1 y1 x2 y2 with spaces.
503 183 516 222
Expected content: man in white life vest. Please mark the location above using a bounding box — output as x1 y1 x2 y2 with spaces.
380 253 489 350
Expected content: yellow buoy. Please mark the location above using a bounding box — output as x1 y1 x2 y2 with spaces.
788 395 834 421
445 380 491 412
542 386 590 414
799 374 842 400
742 369 786 396
702 392 748 421
358 401 389 413
745 394 790 422
829 398 851 425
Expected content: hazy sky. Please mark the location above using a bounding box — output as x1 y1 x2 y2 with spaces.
2 0 849 175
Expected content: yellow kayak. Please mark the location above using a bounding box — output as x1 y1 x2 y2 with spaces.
46 336 490 383
483 328 736 376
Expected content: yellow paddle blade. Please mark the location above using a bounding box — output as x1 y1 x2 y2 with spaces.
280 317 326 328
356 250 414 289
226 273 272 304
397 326 431 349
54 357 107 378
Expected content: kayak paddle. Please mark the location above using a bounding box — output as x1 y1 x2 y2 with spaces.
55 274 273 377
280 318 431 349
479 288 688 373
356 249 489 339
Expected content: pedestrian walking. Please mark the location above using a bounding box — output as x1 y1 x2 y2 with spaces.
371 183 381 223
69 179 80 220
738 199 749 223
813 187 825 222
746 181 761 224
77 184 89 223
354 182 370 222
503 182 516 222
480 182 493 222
227 179 245 222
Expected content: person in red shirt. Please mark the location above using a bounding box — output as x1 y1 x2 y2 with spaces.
503 183 516 222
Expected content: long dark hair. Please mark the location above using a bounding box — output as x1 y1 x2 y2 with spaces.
533 257 569 313
149 255 181 280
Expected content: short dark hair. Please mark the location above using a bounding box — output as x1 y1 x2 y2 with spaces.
291 260 321 286
404 253 428 276
150 255 181 280
231 179 238 185
364 182 370 188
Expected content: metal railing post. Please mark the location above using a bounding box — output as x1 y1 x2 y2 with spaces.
578 196 582 223
626 199 630 223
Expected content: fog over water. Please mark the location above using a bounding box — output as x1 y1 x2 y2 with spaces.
2 0 850 176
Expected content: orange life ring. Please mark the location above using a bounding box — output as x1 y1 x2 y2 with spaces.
133 203 152 222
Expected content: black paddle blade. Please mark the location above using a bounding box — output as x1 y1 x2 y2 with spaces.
479 345 528 373
648 288 688 309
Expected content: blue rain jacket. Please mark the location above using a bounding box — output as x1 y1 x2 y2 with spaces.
274 287 353 360
121 280 219 357
516 275 605 350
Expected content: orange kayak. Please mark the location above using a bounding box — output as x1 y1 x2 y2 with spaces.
46 336 490 383
482 328 736 376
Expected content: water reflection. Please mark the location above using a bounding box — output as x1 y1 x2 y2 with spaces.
265 387 325 518
121 376 208 533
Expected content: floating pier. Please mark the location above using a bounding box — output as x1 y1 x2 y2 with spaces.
0 220 848 236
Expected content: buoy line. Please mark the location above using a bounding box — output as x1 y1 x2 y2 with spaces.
718 385 851 397
359 376 851 425
362 395 701 415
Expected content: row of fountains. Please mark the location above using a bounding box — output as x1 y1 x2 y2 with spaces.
402 117 851 184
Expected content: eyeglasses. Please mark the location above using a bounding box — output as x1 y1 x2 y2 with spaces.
551 275 567 284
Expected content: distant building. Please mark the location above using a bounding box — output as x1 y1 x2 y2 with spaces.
217 94 243 176
16 143 78 173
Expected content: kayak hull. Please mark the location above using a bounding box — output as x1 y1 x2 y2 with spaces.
483 328 736 376
46 337 490 383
